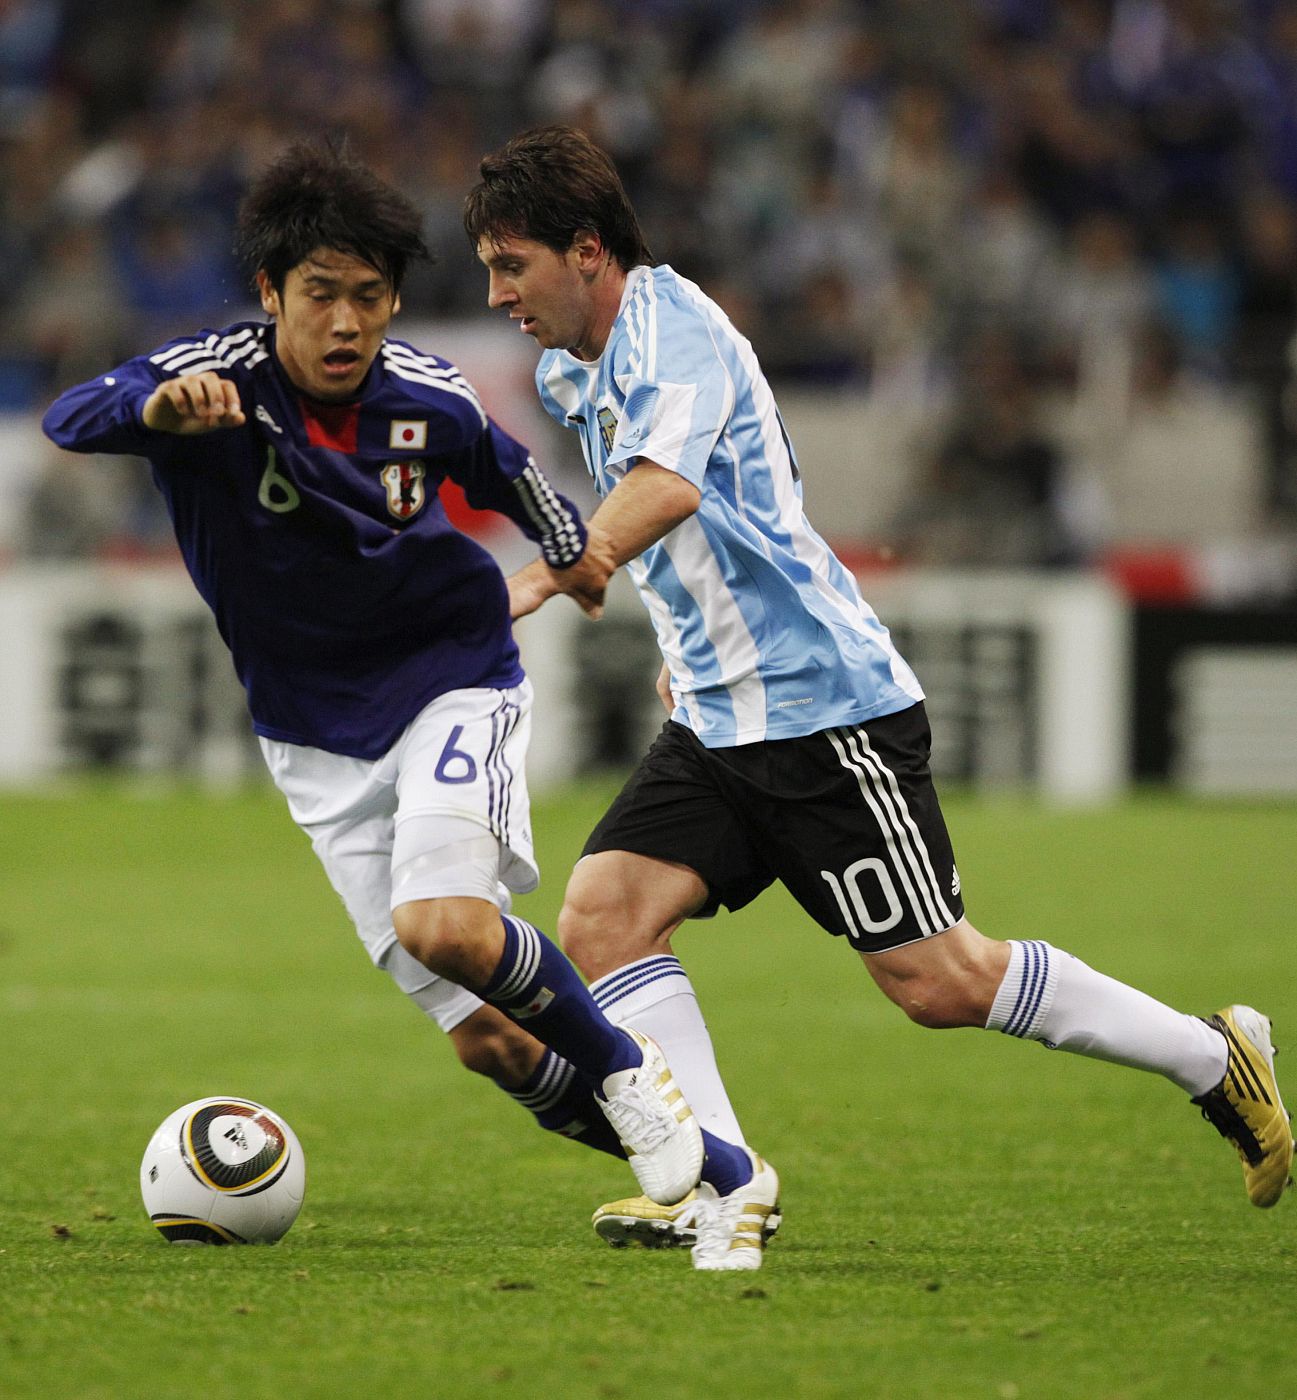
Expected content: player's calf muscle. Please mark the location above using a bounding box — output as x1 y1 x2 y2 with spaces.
449 1008 545 1085
863 922 1010 1029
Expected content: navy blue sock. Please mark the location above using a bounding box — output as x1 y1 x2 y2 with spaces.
699 1130 753 1196
500 1048 625 1159
482 916 640 1085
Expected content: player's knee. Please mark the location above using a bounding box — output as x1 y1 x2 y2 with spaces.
559 894 658 981
392 899 483 982
391 900 442 967
555 878 627 974
556 896 601 973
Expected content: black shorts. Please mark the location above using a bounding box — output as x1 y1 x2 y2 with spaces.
582 701 964 954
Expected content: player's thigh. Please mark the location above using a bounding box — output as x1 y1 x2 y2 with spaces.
746 704 965 955
579 720 772 925
259 735 400 969
259 716 496 1034
392 680 540 901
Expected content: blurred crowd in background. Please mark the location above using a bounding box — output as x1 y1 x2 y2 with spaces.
6 0 1297 579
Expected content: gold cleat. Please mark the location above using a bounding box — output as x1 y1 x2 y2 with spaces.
1193 1006 1294 1207
593 1189 783 1249
594 1190 700 1248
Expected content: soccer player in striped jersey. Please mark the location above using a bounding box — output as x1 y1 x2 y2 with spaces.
42 142 710 1216
466 125 1292 1269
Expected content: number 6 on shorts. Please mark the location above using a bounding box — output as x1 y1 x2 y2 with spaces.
434 724 478 784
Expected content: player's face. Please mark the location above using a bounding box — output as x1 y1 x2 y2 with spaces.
259 248 399 402
476 234 601 360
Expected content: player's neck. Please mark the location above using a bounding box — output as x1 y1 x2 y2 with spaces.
570 261 628 362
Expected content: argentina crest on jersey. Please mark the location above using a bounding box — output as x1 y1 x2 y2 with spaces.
597 406 618 454
380 460 427 520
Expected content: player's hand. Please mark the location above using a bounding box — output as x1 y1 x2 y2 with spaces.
507 560 559 620
550 527 617 619
655 661 674 715
142 373 246 434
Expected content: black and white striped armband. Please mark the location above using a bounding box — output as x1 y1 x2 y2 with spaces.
513 461 589 570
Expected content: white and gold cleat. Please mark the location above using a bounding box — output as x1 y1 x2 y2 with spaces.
690 1150 781 1272
597 1029 703 1206
1193 1005 1293 1208
593 1188 783 1249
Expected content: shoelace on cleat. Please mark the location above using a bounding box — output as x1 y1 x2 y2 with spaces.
602 1084 676 1153
1194 1085 1265 1166
692 1193 757 1261
690 1196 726 1259
672 1199 704 1231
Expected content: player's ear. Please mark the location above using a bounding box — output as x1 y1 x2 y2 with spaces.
256 269 281 318
391 291 401 317
571 229 605 274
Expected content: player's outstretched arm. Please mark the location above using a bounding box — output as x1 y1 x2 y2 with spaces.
508 461 699 622
141 373 246 434
507 532 615 620
586 461 701 560
567 459 700 609
544 526 618 618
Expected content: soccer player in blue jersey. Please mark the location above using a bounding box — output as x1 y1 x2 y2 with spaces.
42 142 710 1215
466 125 1292 1271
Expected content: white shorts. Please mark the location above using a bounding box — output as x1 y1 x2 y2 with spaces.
259 681 539 1032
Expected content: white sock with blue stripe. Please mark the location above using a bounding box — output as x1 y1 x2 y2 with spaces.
986 940 1059 1040
589 955 747 1145
986 940 1228 1095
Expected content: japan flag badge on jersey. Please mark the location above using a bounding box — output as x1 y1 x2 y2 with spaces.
389 420 427 450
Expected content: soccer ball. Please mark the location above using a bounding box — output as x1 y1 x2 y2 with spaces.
139 1097 307 1245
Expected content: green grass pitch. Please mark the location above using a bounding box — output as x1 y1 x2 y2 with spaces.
1 780 1293 1398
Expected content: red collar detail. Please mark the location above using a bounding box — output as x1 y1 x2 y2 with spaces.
300 398 360 453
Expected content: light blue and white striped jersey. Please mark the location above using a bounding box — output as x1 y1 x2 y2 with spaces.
536 264 923 747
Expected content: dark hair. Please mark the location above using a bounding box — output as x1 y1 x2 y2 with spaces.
235 142 429 294
463 125 652 271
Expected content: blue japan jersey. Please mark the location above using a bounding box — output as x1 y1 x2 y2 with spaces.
43 321 587 759
536 266 923 748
